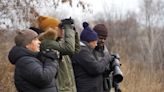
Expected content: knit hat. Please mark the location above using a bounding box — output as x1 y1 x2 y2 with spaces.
80 22 98 42
93 24 108 37
37 16 61 31
15 29 38 47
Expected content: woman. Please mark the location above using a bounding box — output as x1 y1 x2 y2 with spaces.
8 29 59 92
71 22 111 92
31 16 80 92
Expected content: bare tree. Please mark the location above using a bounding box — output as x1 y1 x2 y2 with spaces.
139 0 164 65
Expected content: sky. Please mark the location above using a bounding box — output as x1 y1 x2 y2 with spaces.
91 0 140 14
54 0 141 21
0 0 141 30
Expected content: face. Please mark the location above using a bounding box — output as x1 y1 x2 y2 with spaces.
97 35 107 47
88 40 98 49
26 38 41 52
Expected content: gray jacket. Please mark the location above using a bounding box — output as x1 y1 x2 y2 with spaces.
93 45 113 92
71 41 111 92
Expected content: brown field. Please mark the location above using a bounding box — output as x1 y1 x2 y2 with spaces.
0 31 164 92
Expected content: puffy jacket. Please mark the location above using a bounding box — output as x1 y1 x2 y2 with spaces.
71 41 111 92
8 46 58 92
40 25 80 92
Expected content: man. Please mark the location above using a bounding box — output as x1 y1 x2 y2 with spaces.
93 24 121 92
32 16 80 92
71 22 112 92
8 29 59 92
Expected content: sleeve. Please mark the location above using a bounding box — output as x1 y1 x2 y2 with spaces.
17 57 58 87
40 25 76 55
76 48 110 76
74 32 80 53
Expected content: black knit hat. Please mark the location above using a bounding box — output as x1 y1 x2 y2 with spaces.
93 24 108 37
15 29 38 47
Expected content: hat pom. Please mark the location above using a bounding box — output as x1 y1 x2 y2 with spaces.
82 22 89 29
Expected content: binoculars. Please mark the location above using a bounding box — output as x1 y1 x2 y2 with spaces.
59 17 74 29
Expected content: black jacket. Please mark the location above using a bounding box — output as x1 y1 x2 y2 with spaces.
71 42 111 92
8 46 58 92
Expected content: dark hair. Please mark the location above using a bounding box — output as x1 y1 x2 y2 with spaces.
29 27 43 34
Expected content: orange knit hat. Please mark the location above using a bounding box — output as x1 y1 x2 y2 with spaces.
37 16 61 31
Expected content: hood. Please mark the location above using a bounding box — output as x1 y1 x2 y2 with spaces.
8 46 37 65
38 28 57 41
80 41 94 51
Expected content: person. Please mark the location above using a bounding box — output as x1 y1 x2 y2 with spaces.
8 29 59 92
71 22 112 92
93 24 122 92
31 16 80 92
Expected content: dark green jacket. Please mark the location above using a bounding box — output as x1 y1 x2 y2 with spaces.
40 25 80 92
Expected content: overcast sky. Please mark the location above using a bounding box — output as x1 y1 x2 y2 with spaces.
54 0 141 21
91 0 140 14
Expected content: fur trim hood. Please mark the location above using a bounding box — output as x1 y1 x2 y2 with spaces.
38 28 58 41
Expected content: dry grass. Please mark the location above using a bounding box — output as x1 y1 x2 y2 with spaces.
112 45 164 92
0 31 16 92
0 32 164 92
121 59 164 92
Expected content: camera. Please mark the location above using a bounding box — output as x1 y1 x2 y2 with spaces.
111 54 123 83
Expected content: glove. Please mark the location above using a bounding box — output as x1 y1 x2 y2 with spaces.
41 49 58 60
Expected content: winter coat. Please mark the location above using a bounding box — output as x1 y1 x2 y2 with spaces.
71 41 111 92
93 46 112 92
8 46 59 92
40 25 80 92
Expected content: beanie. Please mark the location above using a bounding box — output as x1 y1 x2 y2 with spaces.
37 16 61 31
15 29 38 47
93 24 108 37
80 22 98 42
